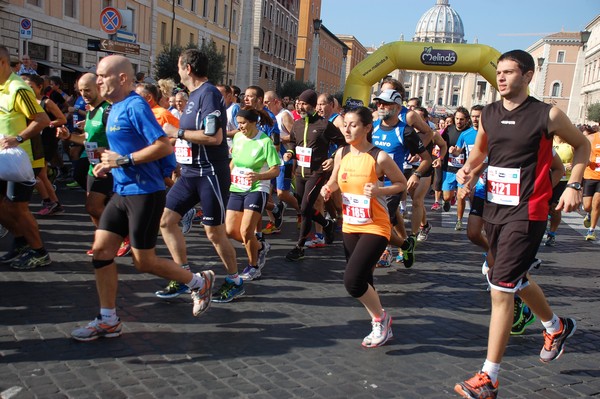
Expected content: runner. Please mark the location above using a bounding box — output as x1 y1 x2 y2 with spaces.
70 55 214 342
227 107 281 281
321 106 406 348
454 49 590 399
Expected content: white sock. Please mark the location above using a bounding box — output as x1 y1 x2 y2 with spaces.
186 273 204 291
481 359 500 384
542 314 561 334
228 273 242 285
100 308 118 324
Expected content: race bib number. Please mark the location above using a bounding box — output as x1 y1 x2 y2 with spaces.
487 166 520 206
175 138 192 164
84 141 100 165
342 193 373 225
595 156 600 172
296 146 312 168
449 153 465 168
231 166 253 191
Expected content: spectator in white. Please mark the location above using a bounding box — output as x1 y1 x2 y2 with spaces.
17 54 37 75
171 91 188 119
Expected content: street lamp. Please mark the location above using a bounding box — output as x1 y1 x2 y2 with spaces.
581 30 591 48
309 19 322 85
537 57 545 71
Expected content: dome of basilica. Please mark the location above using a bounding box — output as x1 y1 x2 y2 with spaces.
413 0 466 44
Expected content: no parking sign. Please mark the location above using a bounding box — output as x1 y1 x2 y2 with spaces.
19 18 32 39
100 7 122 34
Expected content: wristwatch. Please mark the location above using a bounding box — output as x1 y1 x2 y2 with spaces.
115 156 131 167
15 135 24 143
177 129 185 139
565 182 582 191
413 171 423 179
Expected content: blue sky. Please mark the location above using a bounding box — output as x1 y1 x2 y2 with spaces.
321 0 599 53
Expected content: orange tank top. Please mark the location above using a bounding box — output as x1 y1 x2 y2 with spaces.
338 147 391 239
584 133 600 181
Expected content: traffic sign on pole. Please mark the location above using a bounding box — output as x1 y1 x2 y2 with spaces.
100 7 122 34
19 18 33 39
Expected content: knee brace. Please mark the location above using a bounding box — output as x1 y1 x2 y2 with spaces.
92 258 114 269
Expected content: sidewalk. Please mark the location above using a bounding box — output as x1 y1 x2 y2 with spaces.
1 186 599 398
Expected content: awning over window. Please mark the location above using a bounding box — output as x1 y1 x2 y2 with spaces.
62 64 95 74
34 60 72 72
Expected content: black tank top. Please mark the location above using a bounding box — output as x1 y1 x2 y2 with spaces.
482 96 553 224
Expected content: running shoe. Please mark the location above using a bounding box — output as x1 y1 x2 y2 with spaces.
454 371 498 399
583 213 591 228
285 246 305 261
117 236 131 257
540 317 577 363
191 270 215 316
66 181 80 189
71 316 122 342
38 201 58 216
0 243 30 264
585 229 596 241
362 311 393 348
430 202 441 211
180 207 196 235
305 234 326 248
323 219 335 244
0 224 8 239
402 236 416 268
512 296 525 326
10 249 51 270
454 220 464 231
212 277 245 303
240 265 261 281
49 203 65 215
376 247 393 268
257 240 271 269
511 305 536 335
443 200 451 212
261 221 280 235
86 248 94 256
272 202 287 229
417 224 431 242
155 280 190 299
544 234 556 247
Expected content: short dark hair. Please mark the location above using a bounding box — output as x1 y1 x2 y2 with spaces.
408 97 421 106
135 72 145 81
454 106 470 119
471 104 484 112
246 85 264 100
414 106 429 119
139 83 160 102
49 76 63 86
22 74 44 87
180 49 209 78
498 50 535 75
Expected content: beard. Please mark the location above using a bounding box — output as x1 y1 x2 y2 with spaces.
378 109 393 121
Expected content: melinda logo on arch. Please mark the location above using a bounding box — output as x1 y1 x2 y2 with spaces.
420 47 458 66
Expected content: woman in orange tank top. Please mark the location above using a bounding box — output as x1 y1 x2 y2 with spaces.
320 106 406 348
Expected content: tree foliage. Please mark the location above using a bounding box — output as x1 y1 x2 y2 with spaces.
153 40 226 85
587 102 600 123
279 80 315 99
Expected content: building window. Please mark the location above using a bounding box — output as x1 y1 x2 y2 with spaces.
27 0 42 6
177 0 182 5
551 82 561 97
232 10 237 29
176 28 181 46
222 45 225 55
64 0 77 18
213 0 219 23
28 43 48 60
102 0 112 8
203 0 209 17
189 33 195 45
127 7 135 32
557 51 565 63
61 49 81 65
160 22 167 45
230 48 234 65
224 4 228 28
191 0 196 12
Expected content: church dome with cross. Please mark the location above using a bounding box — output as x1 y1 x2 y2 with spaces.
413 0 466 44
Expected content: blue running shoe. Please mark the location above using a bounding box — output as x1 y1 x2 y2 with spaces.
212 278 245 303
155 280 190 299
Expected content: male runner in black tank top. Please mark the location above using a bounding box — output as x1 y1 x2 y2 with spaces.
453 50 591 399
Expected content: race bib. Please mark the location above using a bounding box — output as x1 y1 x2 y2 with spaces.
595 156 600 172
175 138 192 164
487 166 520 206
231 166 253 191
84 141 101 165
296 146 312 168
342 193 373 225
449 153 465 168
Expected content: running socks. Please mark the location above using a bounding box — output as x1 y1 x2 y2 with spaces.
228 273 242 285
542 314 561 334
187 273 205 291
482 359 500 384
100 308 118 325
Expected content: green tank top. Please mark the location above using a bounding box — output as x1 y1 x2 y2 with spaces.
83 101 110 176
